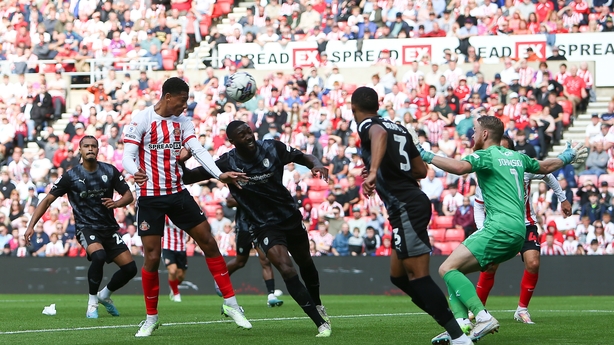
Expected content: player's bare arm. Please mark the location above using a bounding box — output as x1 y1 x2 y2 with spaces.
24 193 58 245
362 124 387 197
102 190 134 210
226 195 238 208
293 154 329 181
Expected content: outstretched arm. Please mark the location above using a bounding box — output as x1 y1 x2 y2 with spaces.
293 153 329 181
24 193 57 245
429 155 474 176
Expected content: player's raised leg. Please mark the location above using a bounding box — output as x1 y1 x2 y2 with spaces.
266 241 330 337
84 242 107 319
439 243 499 342
98 250 137 316
515 249 539 324
186 219 251 329
257 248 283 307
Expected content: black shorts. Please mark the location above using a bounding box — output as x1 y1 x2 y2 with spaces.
136 189 206 236
388 193 432 259
76 228 129 263
235 231 254 257
162 249 188 270
253 216 309 256
521 224 540 256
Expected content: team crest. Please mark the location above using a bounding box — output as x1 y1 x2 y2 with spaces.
263 158 270 168
90 235 95 240
101 175 108 183
140 221 150 231
263 237 269 246
165 259 170 265
173 128 181 136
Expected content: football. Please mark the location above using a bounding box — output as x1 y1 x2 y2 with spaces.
225 72 257 102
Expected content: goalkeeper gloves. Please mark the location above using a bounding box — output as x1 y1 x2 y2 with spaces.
557 141 588 165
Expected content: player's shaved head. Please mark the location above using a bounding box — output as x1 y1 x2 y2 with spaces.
227 120 248 139
351 87 379 113
477 116 504 143
501 135 515 150
79 135 98 147
161 77 189 96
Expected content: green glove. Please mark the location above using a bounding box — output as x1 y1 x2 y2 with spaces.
557 141 588 165
417 143 434 164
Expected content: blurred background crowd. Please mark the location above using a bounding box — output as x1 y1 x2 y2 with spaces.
0 0 613 259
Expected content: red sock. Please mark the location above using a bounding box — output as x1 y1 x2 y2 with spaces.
476 271 496 306
519 270 539 308
169 279 179 295
206 256 235 299
141 268 159 315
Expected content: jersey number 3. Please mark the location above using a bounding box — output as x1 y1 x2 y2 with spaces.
393 134 411 172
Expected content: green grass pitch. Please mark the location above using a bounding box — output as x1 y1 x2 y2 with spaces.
0 294 612 345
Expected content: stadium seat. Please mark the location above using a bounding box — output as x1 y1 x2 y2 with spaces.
599 174 614 187
307 178 329 192
438 177 447 189
439 189 451 201
339 178 349 190
429 229 446 242
212 0 232 18
199 15 212 36
436 242 454 255
308 190 326 204
433 216 454 229
343 83 358 94
204 205 221 218
445 229 465 242
578 175 598 186
161 49 177 70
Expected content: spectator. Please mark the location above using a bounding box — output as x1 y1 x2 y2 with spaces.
421 169 444 214
453 196 476 239
29 222 49 257
442 185 463 216
580 192 607 223
331 223 351 256
311 221 333 255
209 208 231 237
540 232 566 255
579 142 609 177
363 226 381 256
586 239 605 255
375 235 392 256
348 228 364 256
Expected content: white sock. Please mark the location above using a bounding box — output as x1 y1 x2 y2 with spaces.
451 334 472 344
224 296 239 308
88 294 98 305
146 314 158 323
268 293 276 301
476 310 492 322
456 318 470 326
517 305 527 311
98 286 112 300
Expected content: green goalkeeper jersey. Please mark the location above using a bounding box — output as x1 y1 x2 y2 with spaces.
462 145 541 236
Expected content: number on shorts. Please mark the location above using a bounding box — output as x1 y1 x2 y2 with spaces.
393 134 411 171
113 233 123 245
392 228 402 247
527 232 538 242
509 169 523 200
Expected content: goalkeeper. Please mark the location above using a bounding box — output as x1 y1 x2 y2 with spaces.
415 116 588 344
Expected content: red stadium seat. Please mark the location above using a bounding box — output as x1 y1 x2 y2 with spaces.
161 49 177 70
429 229 446 242
307 178 329 191
439 189 451 201
435 242 454 255
579 25 588 32
308 190 326 204
433 216 454 229
212 0 232 18
339 178 349 190
445 229 465 242
343 83 358 94
578 175 598 186
599 174 614 187
199 15 212 36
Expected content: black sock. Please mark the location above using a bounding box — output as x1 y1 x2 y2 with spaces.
298 262 322 306
88 250 106 295
409 276 464 340
390 275 427 312
264 279 275 295
284 274 326 327
107 261 138 292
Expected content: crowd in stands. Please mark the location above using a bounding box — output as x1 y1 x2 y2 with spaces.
1 0 614 258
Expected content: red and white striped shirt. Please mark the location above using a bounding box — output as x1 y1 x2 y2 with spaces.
425 119 447 143
540 242 566 255
503 103 522 119
577 68 594 88
402 70 424 92
123 106 195 197
383 92 409 110
163 217 187 251
518 67 535 87
443 68 464 88
562 12 583 29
